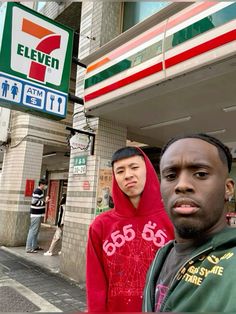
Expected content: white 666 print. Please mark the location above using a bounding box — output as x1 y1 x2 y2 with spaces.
103 221 168 256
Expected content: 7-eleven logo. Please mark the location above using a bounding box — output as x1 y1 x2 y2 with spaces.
11 6 69 86
18 19 61 82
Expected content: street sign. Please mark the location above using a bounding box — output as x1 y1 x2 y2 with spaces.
0 2 73 120
73 156 87 175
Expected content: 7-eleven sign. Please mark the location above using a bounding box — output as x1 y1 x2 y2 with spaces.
0 2 73 119
0 2 73 92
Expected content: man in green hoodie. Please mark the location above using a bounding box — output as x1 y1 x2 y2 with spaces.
143 133 236 312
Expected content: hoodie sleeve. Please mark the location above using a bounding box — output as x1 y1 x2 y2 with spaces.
86 222 108 312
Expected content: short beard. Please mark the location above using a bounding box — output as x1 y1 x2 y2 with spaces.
175 225 203 240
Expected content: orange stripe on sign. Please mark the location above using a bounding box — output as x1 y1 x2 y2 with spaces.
85 61 163 102
87 57 110 73
22 18 54 39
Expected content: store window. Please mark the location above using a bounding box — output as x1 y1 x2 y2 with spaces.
35 2 46 12
123 2 171 31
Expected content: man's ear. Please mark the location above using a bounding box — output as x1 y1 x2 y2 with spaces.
225 178 235 201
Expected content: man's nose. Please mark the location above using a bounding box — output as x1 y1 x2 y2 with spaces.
124 168 133 179
175 172 194 193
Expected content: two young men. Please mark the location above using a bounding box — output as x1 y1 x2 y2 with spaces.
87 133 236 312
143 133 236 312
86 147 174 312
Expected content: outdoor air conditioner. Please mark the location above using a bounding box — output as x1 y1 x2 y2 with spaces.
0 108 10 143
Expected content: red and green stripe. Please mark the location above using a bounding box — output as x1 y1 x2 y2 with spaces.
85 3 236 101
85 3 236 91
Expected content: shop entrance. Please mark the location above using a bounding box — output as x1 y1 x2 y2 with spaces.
45 179 67 225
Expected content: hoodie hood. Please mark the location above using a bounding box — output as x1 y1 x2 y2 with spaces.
112 147 165 217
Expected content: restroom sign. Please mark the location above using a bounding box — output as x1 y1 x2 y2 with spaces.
0 2 73 119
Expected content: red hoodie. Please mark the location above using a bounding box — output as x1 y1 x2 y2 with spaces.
86 149 174 312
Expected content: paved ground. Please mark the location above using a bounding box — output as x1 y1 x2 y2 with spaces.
4 224 61 274
0 224 87 312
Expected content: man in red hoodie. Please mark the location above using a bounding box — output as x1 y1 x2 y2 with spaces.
86 147 174 312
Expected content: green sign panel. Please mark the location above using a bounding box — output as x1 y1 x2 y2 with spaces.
74 156 87 175
0 2 73 119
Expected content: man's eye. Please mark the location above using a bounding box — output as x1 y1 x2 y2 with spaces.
195 172 208 178
131 166 139 170
116 170 124 174
164 173 176 180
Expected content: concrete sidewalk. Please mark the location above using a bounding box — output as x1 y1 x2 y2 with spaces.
0 224 87 312
2 224 61 273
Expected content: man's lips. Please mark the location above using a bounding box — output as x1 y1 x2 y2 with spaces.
172 198 200 215
125 181 137 188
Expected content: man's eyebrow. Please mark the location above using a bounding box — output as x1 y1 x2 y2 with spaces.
115 162 139 171
161 162 213 172
114 166 124 171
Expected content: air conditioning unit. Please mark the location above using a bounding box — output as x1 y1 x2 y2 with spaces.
0 108 10 143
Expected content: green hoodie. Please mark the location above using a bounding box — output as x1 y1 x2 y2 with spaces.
143 227 236 312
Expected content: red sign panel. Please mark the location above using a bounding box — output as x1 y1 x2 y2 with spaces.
24 179 35 197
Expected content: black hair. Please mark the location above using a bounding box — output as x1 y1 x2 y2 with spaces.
111 146 143 167
39 178 48 186
161 133 232 173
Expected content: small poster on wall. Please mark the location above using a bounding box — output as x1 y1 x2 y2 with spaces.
95 158 113 216
24 179 35 197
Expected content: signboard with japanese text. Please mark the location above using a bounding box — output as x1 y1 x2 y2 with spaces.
0 2 73 120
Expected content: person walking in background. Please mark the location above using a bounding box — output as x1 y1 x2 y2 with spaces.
26 178 50 253
86 146 174 312
44 193 66 256
143 133 236 312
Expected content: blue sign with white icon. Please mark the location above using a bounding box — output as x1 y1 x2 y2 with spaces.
0 71 67 119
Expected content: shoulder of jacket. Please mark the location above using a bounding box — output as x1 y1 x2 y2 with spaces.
34 188 43 193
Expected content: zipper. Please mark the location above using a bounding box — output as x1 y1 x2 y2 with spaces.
144 248 163 312
160 245 213 311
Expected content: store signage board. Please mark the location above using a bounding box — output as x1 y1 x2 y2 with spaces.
0 2 73 120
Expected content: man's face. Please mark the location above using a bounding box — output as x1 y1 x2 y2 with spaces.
39 183 47 190
113 155 146 200
160 138 234 241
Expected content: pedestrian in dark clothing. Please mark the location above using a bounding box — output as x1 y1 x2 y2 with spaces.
26 178 50 253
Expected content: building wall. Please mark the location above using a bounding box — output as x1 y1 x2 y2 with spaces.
0 113 44 245
60 2 127 283
0 93 74 243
